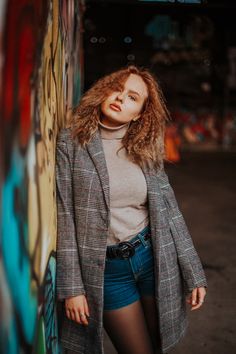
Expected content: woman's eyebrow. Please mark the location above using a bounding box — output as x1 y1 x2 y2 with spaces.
128 90 140 97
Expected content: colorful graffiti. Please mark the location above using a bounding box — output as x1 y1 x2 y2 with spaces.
0 1 85 353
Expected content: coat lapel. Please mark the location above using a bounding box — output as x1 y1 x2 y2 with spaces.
141 165 167 235
86 130 110 210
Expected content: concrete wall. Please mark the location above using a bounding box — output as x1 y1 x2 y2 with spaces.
0 1 85 353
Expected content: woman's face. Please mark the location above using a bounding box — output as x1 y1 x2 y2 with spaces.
100 73 148 127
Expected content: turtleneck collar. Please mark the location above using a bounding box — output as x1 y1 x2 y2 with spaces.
98 120 130 140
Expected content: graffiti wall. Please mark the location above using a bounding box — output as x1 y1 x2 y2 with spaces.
0 0 85 353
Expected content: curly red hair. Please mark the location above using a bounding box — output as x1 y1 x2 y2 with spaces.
69 65 170 170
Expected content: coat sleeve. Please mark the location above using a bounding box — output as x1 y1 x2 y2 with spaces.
55 128 86 300
160 168 207 293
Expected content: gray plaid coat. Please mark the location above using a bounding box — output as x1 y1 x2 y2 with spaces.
56 127 207 354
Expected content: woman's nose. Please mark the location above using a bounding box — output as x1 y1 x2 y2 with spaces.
116 92 124 102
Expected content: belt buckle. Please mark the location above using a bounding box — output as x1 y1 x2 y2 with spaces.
118 241 135 259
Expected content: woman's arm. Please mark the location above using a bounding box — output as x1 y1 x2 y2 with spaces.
56 128 85 301
159 168 207 293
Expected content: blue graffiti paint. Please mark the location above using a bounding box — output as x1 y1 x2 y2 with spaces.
43 254 60 353
1 144 38 349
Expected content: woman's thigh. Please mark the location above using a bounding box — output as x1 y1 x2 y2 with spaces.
103 299 154 354
140 295 162 354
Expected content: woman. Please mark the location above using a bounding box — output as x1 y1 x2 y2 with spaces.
56 65 207 354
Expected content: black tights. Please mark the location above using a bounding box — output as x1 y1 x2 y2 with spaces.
103 296 161 354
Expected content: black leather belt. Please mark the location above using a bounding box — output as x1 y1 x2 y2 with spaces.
106 232 151 259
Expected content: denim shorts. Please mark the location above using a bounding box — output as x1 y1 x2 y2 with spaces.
103 225 155 311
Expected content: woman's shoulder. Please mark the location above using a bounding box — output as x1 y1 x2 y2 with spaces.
57 126 74 144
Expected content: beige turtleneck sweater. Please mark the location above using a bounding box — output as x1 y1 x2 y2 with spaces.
98 120 149 245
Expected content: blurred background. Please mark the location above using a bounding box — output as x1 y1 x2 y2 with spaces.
0 1 236 353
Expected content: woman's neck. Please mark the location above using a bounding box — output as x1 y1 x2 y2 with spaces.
98 120 130 140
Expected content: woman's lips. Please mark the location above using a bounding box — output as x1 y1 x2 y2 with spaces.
109 104 121 112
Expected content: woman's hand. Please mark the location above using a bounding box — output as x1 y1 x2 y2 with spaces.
186 287 206 311
65 295 90 325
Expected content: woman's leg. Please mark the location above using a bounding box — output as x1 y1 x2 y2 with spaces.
103 299 155 354
140 295 162 354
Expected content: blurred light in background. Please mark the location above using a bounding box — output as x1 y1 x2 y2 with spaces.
124 36 133 43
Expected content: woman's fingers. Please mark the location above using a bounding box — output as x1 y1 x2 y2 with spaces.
66 308 88 325
84 297 90 318
78 297 89 325
65 295 90 325
196 287 206 308
74 309 82 324
191 288 197 306
189 287 206 311
70 309 76 321
66 309 71 320
79 310 89 325
66 306 88 325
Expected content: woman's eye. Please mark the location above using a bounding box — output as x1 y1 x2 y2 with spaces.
129 95 136 101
